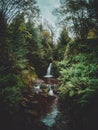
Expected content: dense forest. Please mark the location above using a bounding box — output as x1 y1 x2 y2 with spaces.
0 0 98 130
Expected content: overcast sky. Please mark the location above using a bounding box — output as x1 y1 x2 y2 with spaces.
37 0 60 27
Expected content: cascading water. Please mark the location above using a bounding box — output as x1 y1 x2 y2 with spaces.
44 63 53 78
48 85 54 96
46 63 52 75
40 63 60 128
40 95 59 127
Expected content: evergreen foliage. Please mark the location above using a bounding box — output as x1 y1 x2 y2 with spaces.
58 38 98 129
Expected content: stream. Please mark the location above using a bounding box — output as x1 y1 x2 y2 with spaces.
38 94 70 130
40 95 60 127
31 63 71 130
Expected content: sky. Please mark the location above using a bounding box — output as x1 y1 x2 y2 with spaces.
37 0 60 26
37 0 60 41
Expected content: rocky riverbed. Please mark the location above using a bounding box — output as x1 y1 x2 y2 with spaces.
19 79 64 130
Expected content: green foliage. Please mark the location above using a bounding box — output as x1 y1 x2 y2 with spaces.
0 0 39 23
0 73 17 87
52 28 71 61
58 39 98 113
0 16 39 111
2 76 23 107
54 0 98 40
0 71 24 111
9 15 28 64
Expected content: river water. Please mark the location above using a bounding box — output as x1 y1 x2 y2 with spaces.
39 95 70 130
40 95 60 127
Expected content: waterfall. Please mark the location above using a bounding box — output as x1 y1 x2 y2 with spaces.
44 63 53 78
40 62 60 127
46 63 52 75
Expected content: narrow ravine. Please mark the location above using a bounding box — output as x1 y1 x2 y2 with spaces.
25 63 71 130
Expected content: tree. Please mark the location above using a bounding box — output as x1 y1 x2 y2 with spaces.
25 21 42 76
87 0 98 36
0 0 39 67
53 0 94 40
87 0 98 20
0 0 40 119
59 27 70 46
39 20 55 48
45 22 55 45
41 30 52 49
0 0 39 23
9 14 30 70
0 11 10 67
52 27 70 61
